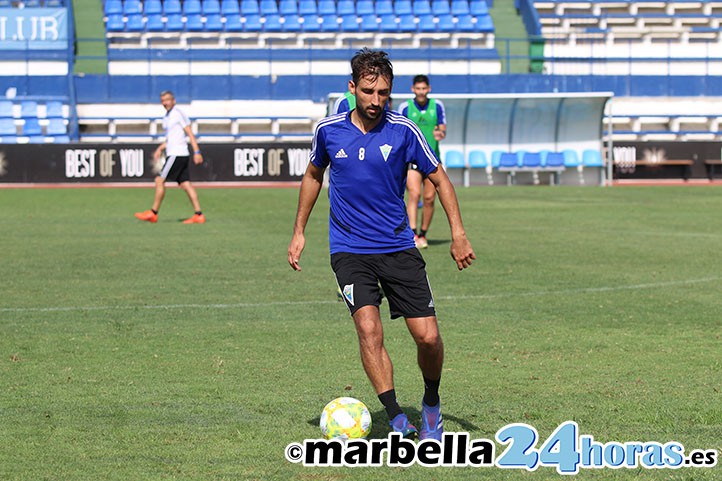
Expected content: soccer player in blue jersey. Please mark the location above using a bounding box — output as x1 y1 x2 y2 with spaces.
288 48 475 441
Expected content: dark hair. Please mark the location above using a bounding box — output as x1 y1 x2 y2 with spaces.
160 90 175 98
412 74 430 86
350 48 394 87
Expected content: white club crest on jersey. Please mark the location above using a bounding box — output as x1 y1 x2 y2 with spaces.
343 284 354 305
379 144 392 162
335 149 348 159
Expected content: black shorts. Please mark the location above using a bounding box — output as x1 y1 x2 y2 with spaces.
159 155 190 184
331 248 436 319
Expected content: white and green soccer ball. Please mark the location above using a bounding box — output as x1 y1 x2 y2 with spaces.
319 397 372 441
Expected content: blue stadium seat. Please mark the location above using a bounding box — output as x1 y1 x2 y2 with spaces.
339 14 358 31
356 0 374 15
163 0 182 14
413 0 431 15
375 0 393 15
301 14 320 31
24 0 40 6
359 14 378 31
317 0 335 14
240 0 259 13
475 13 493 31
126 13 145 31
260 0 278 13
298 0 317 14
146 13 165 30
144 0 162 14
0 118 16 137
521 152 542 169
185 13 204 30
264 13 283 30
106 14 125 31
469 0 487 15
104 0 122 15
378 13 397 31
20 101 38 119
283 13 302 30
0 101 13 118
436 13 454 31
397 13 416 30
27 135 45 144
165 13 185 30
431 0 449 15
123 0 142 14
224 13 243 30
183 0 202 13
51 135 71 143
221 0 240 14
563 149 580 167
583 149 604 167
417 13 436 31
46 118 67 136
498 152 519 169
321 13 340 31
279 0 297 14
46 0 63 6
336 0 354 15
205 13 223 30
450 0 468 14
22 118 42 136
244 13 263 30
203 0 221 14
394 0 412 15
455 13 473 31
445 150 465 169
544 152 565 169
468 150 487 168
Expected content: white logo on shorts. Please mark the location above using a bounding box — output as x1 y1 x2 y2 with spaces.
343 284 354 306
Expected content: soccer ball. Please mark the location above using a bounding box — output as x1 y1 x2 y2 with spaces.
319 397 372 441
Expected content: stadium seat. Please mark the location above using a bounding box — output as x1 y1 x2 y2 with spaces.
356 0 374 15
183 0 202 14
301 14 321 31
455 13 474 31
0 118 16 137
244 13 263 30
476 13 493 31
221 0 240 14
145 13 165 31
283 13 302 31
563 149 580 167
583 149 604 167
46 118 67 136
498 152 519 169
298 0 317 14
240 0 259 14
0 101 13 118
315 0 333 14
469 0 487 15
378 14 398 31
336 0 354 15
279 0 297 14
321 13 340 31
521 152 542 169
106 14 125 31
123 0 142 14
468 150 487 168
445 150 465 168
104 0 123 15
360 14 378 31
259 0 278 14
224 13 243 30
203 0 221 14
163 0 182 14
544 152 565 169
20 101 38 119
339 14 358 31
144 0 163 14
185 13 204 30
417 14 436 31
263 13 283 31
432 0 449 15
398 13 416 30
205 13 224 30
22 118 42 136
413 0 432 15
450 0 469 15
126 13 145 31
394 0 412 15
165 13 185 30
436 13 454 31
24 0 40 7
375 0 393 15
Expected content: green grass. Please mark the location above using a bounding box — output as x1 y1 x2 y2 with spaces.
1 185 721 480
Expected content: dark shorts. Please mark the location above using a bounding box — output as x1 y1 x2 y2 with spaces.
160 155 190 184
331 248 436 319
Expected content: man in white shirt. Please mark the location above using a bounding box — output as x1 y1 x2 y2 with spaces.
135 90 205 224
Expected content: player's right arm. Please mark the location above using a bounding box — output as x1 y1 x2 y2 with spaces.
288 162 325 271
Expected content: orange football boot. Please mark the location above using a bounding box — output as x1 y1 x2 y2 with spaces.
134 210 158 223
182 213 206 224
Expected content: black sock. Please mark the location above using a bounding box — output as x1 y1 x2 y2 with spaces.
195 211 202 216
151 209 158 215
419 229 427 238
423 376 440 407
378 389 403 421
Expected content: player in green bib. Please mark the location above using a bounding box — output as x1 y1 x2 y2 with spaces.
399 75 446 249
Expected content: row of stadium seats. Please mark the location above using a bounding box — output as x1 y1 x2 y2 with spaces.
0 0 65 7
105 11 493 32
535 0 722 17
104 0 489 17
0 100 69 143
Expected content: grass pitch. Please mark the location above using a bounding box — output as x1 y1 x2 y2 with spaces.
1 185 720 480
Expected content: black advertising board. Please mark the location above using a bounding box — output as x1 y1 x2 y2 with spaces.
612 141 722 180
0 143 312 183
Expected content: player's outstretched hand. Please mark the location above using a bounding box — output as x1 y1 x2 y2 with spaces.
450 237 475 271
288 233 305 271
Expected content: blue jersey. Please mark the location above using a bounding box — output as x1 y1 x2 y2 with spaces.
311 110 440 254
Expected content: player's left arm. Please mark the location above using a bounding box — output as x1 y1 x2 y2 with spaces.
427 166 475 270
183 124 203 165
433 100 446 141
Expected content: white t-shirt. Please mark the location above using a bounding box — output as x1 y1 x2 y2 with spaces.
162 106 191 156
